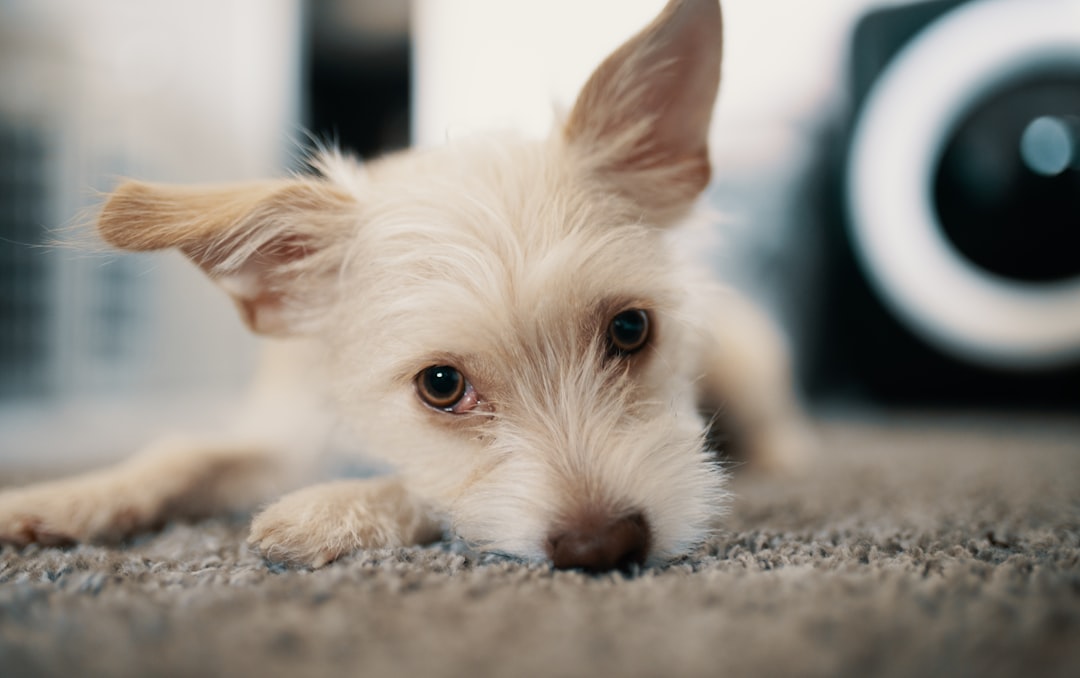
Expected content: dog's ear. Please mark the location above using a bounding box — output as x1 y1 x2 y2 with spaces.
98 178 356 336
564 0 722 223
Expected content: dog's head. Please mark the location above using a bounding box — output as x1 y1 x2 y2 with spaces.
98 0 726 571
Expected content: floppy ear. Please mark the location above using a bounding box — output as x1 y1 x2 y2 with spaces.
98 178 357 336
564 0 722 223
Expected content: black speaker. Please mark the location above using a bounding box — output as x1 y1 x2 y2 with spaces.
818 0 1080 405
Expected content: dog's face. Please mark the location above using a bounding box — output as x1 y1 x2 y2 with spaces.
98 0 726 569
321 136 727 564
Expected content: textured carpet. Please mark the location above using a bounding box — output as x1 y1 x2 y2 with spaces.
1 415 1078 678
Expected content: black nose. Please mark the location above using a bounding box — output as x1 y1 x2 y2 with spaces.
548 512 650 573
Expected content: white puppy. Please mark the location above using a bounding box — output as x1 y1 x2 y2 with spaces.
0 0 805 572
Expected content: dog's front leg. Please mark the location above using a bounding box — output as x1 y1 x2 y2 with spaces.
0 341 332 547
0 435 290 546
247 477 442 568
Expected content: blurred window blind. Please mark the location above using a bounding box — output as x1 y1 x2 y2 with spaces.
0 120 49 397
0 0 301 411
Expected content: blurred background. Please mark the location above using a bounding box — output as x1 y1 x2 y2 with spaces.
1 0 1078 466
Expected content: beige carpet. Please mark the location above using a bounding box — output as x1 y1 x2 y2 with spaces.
1 415 1078 678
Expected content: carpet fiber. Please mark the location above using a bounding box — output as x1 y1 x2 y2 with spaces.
2 415 1078 677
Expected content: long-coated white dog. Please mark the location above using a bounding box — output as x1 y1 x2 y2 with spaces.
0 0 806 572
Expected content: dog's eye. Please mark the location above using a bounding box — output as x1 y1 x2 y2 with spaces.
416 365 471 411
607 309 650 355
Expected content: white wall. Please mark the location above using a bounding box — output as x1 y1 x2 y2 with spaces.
412 0 900 146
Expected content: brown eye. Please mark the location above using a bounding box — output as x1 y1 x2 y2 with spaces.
607 309 650 355
417 365 468 410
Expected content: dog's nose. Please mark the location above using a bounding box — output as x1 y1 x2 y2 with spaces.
548 512 650 573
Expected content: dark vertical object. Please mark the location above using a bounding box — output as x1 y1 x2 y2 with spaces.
304 2 411 159
0 120 49 398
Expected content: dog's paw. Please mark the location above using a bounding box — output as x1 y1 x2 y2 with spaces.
248 478 441 568
744 415 817 475
0 475 147 547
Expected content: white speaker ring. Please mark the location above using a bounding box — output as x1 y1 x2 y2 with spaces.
847 0 1080 369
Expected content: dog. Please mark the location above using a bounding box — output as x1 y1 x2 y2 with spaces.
0 0 806 572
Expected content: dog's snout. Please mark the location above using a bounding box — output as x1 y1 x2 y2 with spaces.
548 512 650 573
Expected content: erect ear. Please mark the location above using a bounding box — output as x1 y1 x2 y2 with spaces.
564 0 722 224
98 177 357 336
